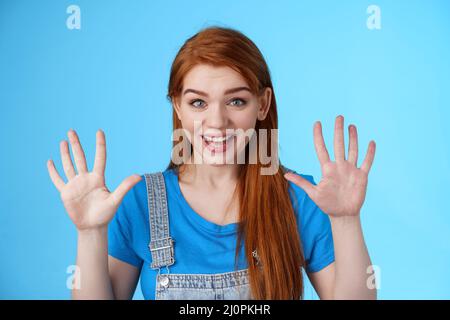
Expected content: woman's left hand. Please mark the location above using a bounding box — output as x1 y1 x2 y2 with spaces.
284 115 376 217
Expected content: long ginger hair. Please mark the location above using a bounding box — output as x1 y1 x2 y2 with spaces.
166 26 305 299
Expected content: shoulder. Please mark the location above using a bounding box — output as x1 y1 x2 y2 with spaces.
120 168 178 207
141 168 176 183
123 173 148 203
112 174 148 225
126 169 177 205
134 169 174 192
281 165 326 228
116 170 169 217
282 166 334 271
282 166 316 211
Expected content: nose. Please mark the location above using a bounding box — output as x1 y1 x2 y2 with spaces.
205 103 229 129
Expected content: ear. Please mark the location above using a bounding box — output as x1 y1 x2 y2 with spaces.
257 87 272 121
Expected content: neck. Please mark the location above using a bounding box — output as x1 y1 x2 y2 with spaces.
179 163 241 189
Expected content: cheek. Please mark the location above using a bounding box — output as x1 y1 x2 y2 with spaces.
178 106 197 127
230 108 258 130
178 109 204 144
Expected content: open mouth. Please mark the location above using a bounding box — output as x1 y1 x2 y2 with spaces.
201 134 235 153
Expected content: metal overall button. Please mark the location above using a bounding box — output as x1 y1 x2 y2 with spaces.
159 275 169 287
157 266 171 288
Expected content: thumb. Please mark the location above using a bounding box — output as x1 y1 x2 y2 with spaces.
111 174 142 207
284 172 317 200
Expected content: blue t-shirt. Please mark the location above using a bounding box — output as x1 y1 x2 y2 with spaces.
108 168 335 300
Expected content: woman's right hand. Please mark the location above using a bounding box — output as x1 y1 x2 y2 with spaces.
47 129 142 232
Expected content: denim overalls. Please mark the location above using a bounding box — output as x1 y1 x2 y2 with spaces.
144 172 254 300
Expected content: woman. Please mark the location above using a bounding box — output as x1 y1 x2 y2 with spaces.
47 26 376 300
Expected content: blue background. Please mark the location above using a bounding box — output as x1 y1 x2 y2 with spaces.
0 0 449 299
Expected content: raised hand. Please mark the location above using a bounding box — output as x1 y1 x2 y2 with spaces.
284 115 376 217
47 129 142 231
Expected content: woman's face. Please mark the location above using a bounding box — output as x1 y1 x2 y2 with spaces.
173 64 272 166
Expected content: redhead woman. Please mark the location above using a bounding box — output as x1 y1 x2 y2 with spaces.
47 27 376 300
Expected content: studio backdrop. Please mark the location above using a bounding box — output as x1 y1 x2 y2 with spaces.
0 0 449 299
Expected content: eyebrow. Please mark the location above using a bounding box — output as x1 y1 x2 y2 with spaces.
182 86 252 97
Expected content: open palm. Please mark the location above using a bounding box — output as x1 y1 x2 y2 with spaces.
285 116 376 217
47 129 141 231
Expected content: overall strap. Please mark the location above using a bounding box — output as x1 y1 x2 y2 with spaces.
144 172 175 269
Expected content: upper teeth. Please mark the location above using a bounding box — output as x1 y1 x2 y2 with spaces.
203 135 232 142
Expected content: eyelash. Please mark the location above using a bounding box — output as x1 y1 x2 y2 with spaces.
189 98 247 108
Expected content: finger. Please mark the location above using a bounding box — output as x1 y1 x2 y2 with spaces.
347 124 358 166
93 129 106 176
284 172 317 200
47 159 65 191
334 115 345 161
361 140 376 174
313 121 330 166
68 129 88 174
60 140 76 180
110 175 142 207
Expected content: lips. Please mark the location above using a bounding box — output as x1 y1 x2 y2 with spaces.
202 134 234 142
201 134 234 153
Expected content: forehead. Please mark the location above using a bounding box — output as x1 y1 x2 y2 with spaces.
182 64 249 93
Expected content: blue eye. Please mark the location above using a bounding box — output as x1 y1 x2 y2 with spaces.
229 98 247 107
189 98 247 108
190 99 205 108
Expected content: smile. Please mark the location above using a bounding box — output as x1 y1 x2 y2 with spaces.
201 134 235 153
